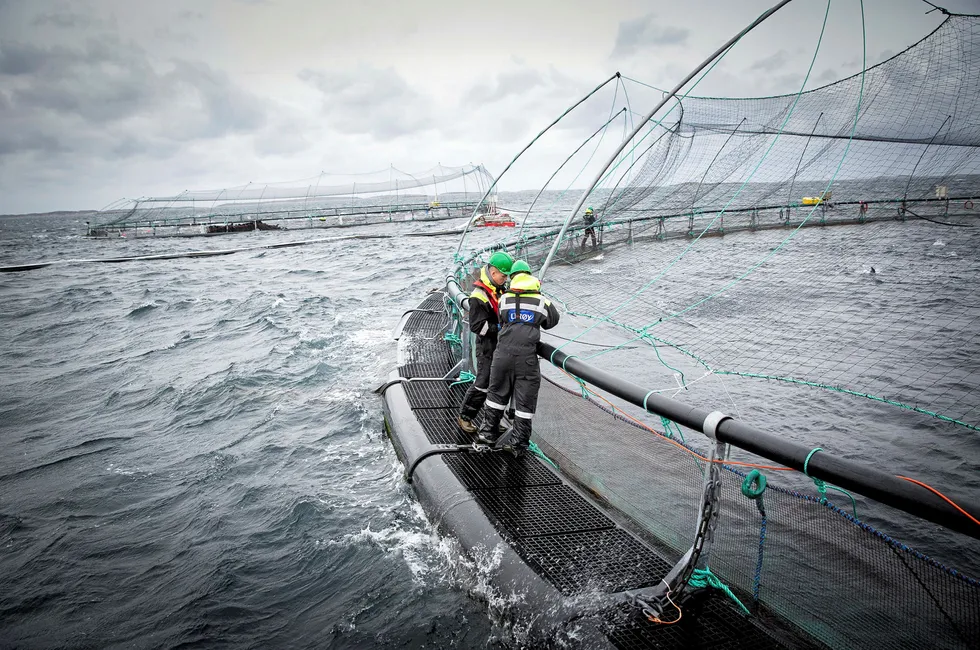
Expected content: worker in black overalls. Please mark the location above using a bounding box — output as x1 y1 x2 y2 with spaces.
477 272 560 456
457 251 513 435
581 206 597 250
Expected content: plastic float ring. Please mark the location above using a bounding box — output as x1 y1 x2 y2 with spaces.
966 200 975 210
702 410 731 441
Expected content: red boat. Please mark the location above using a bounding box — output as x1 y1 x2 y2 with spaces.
473 212 516 227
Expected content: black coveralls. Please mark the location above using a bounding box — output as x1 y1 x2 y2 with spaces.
582 212 597 250
478 286 560 451
458 267 504 423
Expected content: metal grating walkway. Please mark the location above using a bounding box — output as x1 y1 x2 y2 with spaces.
393 295 802 649
402 380 467 409
415 408 471 445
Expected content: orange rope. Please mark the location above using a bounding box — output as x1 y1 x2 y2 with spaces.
646 583 683 625
896 476 980 527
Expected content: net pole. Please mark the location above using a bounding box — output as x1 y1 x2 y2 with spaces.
453 73 622 256
539 0 797 280
902 114 952 204
520 108 628 236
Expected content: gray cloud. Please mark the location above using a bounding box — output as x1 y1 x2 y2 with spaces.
750 50 789 72
766 72 805 93
0 130 64 156
167 60 268 137
0 33 271 163
0 42 56 75
465 68 545 106
612 14 689 58
815 68 839 83
299 66 435 139
32 11 96 28
154 25 197 45
253 128 309 156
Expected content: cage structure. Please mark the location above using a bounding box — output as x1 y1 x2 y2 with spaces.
88 164 496 238
424 3 980 648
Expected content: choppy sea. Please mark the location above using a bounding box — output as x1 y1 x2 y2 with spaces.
0 210 510 648
1 191 978 648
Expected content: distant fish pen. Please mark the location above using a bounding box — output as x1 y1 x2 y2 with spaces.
87 164 497 238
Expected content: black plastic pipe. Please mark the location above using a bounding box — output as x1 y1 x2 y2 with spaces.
540 341 980 541
446 276 469 309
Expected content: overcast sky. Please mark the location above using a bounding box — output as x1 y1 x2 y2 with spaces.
1 0 977 214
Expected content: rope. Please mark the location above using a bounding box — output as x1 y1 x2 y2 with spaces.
571 375 589 399
528 441 558 469
803 447 859 518
449 371 475 387
688 567 750 615
742 470 768 605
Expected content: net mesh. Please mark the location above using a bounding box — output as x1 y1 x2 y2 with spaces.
458 12 980 432
534 375 980 649
453 7 980 648
91 164 495 236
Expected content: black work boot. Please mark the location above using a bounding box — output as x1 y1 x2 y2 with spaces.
501 418 532 457
477 408 505 445
500 409 516 435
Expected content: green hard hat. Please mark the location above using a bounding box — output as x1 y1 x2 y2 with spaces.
510 260 531 275
488 251 513 273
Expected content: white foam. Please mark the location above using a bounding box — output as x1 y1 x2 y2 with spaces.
350 329 390 347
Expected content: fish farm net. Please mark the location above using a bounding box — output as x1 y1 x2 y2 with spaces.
451 6 980 648
89 164 496 237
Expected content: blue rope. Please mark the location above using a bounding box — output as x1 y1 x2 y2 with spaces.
742 469 768 605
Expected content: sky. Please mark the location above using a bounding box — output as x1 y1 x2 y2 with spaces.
0 0 978 214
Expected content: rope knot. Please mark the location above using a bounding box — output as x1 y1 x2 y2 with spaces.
449 371 476 387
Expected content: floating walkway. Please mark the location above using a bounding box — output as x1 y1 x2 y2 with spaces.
380 292 815 648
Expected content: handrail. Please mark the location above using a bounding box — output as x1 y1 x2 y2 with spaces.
539 342 980 541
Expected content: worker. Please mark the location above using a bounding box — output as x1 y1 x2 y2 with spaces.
581 206 597 250
477 272 560 456
457 251 513 434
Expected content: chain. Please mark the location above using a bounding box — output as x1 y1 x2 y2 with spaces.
678 468 722 595
635 441 725 620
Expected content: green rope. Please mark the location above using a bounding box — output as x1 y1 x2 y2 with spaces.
443 332 462 347
689 567 750 615
528 441 558 469
741 469 767 499
449 371 475 387
803 448 859 518
659 417 686 443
